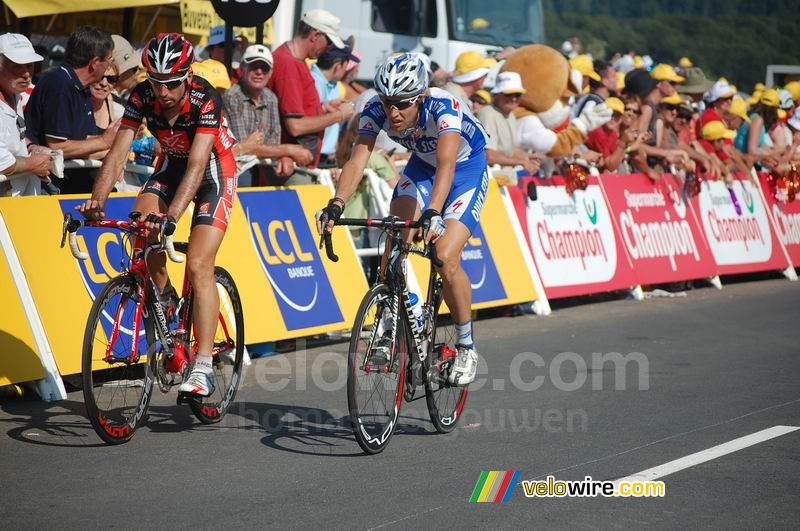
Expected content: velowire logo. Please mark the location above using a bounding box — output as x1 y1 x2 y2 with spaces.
469 471 521 503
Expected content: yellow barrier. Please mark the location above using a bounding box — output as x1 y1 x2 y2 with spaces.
0 186 367 381
408 179 539 310
0 241 44 386
0 180 533 388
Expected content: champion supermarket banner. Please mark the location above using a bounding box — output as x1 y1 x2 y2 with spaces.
758 172 800 267
599 173 718 285
519 176 638 299
0 186 367 382
692 175 790 275
408 179 539 311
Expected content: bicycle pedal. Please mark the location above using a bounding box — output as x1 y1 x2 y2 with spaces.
176 391 204 405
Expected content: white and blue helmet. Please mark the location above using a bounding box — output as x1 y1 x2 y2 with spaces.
374 53 429 98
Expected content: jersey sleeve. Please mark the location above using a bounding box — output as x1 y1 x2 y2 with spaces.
196 89 224 134
121 83 147 130
358 97 385 137
430 96 462 137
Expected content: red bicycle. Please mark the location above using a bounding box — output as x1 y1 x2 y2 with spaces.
61 212 245 444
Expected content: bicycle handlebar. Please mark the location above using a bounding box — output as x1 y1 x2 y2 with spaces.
61 213 185 264
322 216 443 268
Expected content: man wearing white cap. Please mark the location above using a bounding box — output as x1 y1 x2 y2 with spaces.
477 71 539 175
443 51 496 105
268 9 354 177
0 33 54 196
224 44 314 185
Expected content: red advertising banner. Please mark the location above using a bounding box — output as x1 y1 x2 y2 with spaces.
691 174 790 275
518 176 639 299
758 172 800 267
599 173 718 284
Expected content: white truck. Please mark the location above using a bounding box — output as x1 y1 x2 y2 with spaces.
270 0 544 82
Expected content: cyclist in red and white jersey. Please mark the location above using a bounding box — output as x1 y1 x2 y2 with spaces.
77 33 236 398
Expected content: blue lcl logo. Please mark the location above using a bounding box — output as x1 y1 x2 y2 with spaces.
238 190 343 331
460 223 506 304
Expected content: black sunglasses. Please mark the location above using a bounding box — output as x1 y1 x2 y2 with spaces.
147 72 188 89
624 107 642 115
663 104 679 111
380 95 419 110
103 75 119 84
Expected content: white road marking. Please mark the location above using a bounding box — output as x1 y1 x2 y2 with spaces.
613 425 800 485
524 398 800 483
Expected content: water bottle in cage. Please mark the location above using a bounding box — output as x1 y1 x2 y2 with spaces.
408 292 425 331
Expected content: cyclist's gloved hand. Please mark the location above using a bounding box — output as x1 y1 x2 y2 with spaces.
162 215 177 237
142 213 177 235
315 198 344 235
419 208 445 242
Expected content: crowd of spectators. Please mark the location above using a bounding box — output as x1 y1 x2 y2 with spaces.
1 13 799 201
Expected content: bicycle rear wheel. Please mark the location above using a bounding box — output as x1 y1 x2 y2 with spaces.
347 283 407 454
424 279 468 433
82 274 156 444
187 266 245 424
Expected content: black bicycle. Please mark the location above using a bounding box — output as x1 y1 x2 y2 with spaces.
322 217 469 454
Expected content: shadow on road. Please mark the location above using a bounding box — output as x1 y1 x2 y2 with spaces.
0 397 220 447
224 400 437 456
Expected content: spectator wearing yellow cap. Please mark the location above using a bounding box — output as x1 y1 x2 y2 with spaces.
697 80 736 155
224 44 314 186
477 72 539 175
702 120 750 177
725 97 750 140
783 81 800 105
651 64 684 97
569 54 600 93
442 51 496 104
572 59 617 120
730 89 778 167
657 94 684 148
664 97 716 173
469 89 491 114
585 96 635 173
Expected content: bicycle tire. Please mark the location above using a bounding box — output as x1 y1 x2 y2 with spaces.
82 274 156 445
187 266 245 424
423 279 468 434
347 283 407 454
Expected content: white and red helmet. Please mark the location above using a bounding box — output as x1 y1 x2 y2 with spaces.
143 33 194 75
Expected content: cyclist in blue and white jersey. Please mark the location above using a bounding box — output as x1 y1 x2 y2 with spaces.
317 53 488 386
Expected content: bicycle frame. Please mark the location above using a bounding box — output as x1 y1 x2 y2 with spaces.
62 213 195 375
324 217 448 368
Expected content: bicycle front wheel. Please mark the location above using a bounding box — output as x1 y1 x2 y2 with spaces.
347 283 407 454
424 280 468 434
82 274 156 445
188 266 245 424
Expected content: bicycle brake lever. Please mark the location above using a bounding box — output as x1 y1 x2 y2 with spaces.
60 213 71 248
428 243 443 269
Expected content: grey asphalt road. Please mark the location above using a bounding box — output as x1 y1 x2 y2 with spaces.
2 278 799 529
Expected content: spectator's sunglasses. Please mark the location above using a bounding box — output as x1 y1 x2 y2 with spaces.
147 72 189 89
380 94 420 111
103 75 119 84
663 104 680 112
624 106 641 115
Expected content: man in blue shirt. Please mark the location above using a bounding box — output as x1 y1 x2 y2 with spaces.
25 26 119 194
310 45 359 165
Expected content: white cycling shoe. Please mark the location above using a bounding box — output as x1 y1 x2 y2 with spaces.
448 345 478 386
179 366 216 397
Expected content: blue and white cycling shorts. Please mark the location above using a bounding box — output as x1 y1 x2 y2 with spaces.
391 152 488 235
